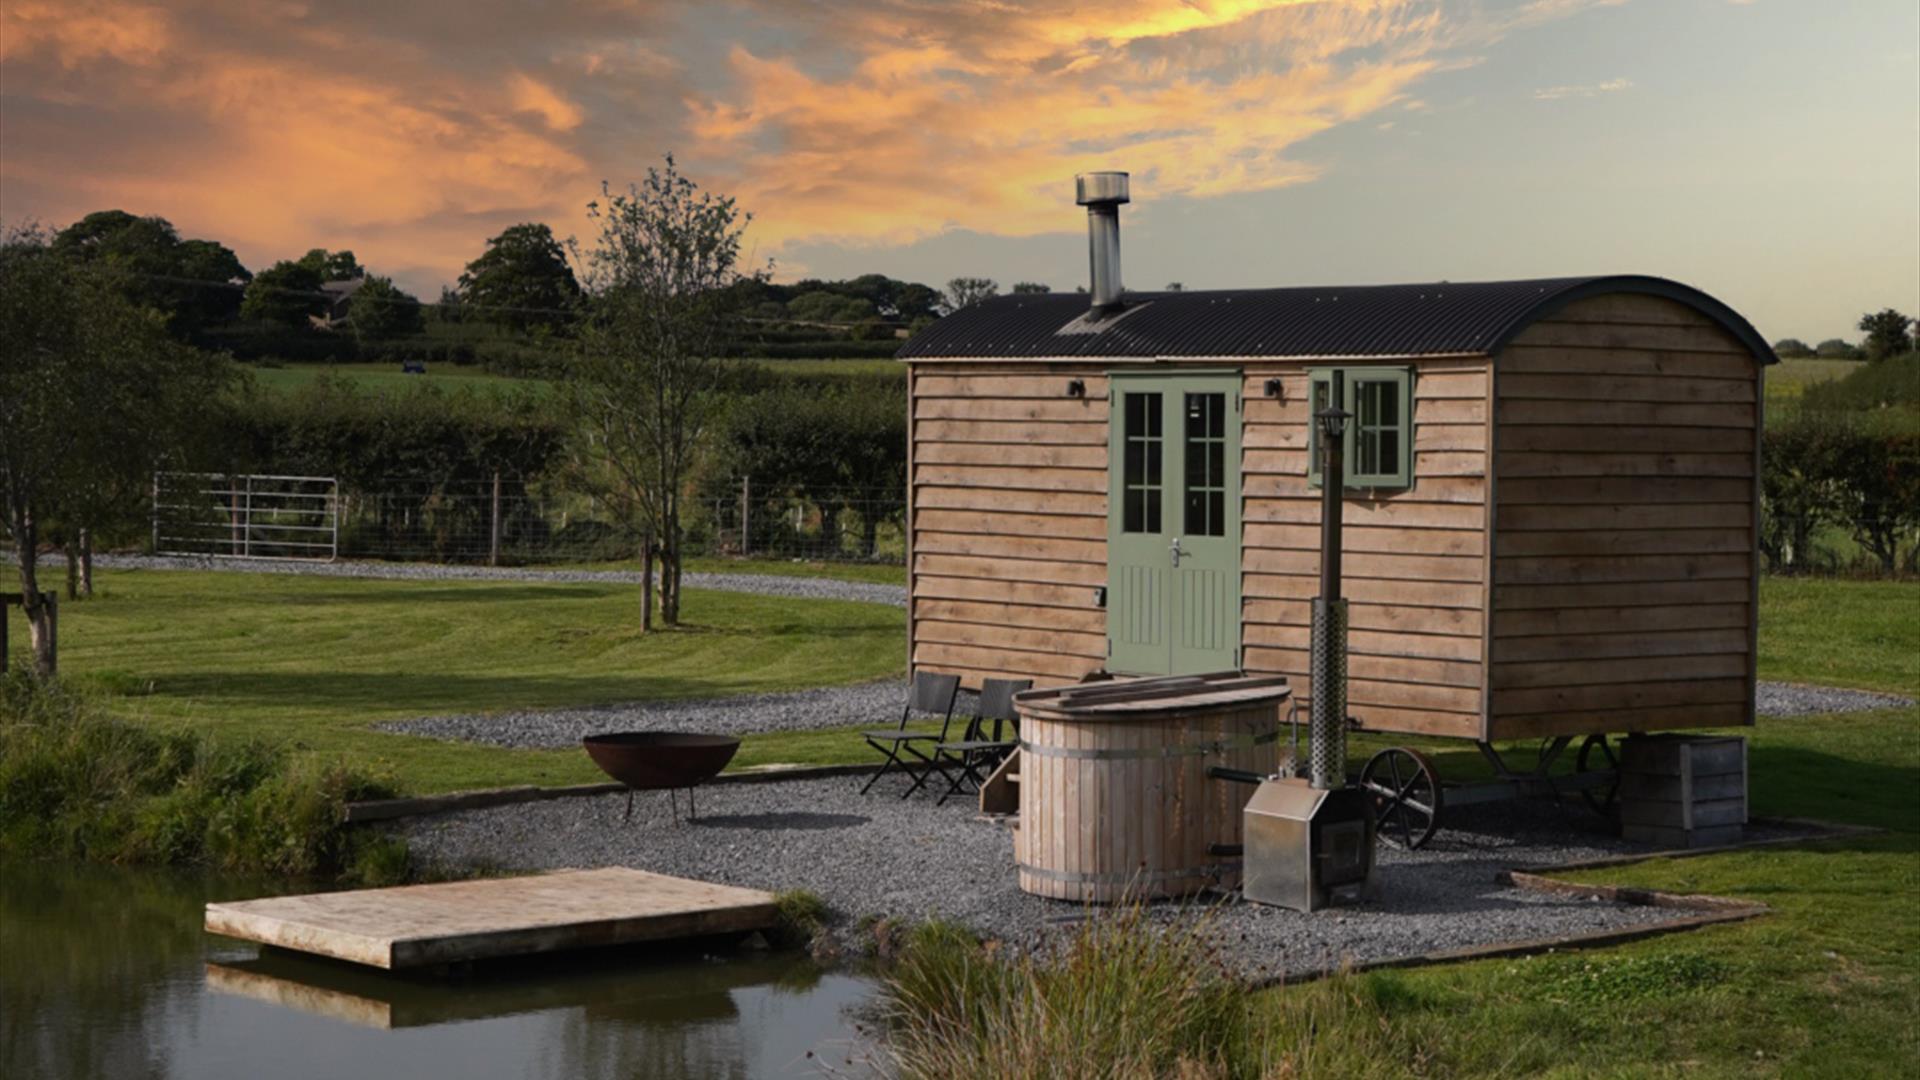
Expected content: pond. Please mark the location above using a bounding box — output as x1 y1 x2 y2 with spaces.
2 859 880 1079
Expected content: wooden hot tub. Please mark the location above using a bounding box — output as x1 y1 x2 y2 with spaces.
1012 673 1291 902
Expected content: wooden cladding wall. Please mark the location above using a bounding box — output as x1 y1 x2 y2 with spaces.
907 358 1494 740
910 364 1114 687
1486 293 1762 739
1240 360 1490 738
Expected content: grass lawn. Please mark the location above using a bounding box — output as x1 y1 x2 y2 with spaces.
246 362 542 397
1764 356 1862 407
537 554 907 587
39 569 904 792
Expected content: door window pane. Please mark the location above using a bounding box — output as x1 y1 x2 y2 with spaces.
1122 392 1163 534
1183 392 1227 537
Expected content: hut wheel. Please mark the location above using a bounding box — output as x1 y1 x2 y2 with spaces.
1361 747 1442 850
1576 734 1621 820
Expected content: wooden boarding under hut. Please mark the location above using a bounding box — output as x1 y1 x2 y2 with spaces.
897 173 1777 769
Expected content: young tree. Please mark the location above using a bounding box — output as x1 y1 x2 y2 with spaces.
0 229 236 674
566 157 766 625
458 223 581 333
1858 308 1916 361
943 276 998 313
1010 281 1051 294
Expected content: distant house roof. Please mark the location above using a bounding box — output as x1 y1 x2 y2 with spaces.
896 275 1775 363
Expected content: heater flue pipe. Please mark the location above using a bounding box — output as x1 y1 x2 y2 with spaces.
1309 374 1352 791
1075 172 1130 309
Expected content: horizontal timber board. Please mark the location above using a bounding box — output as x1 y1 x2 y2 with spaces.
1246 573 1483 609
914 508 1107 540
1494 579 1752 609
914 486 1105 515
915 641 1101 680
913 463 1105 493
1489 628 1749 664
1245 522 1484 556
1243 598 1484 637
1490 653 1750 690
1243 448 1482 478
913 530 1105 564
1496 400 1755 428
1499 373 1754 404
1499 424 1755 453
1494 553 1751 585
913 441 1108 469
1243 651 1485 711
1492 678 1750 716
913 598 1107 634
1244 624 1485 666
915 620 1106 658
1497 477 1752 504
1543 294 1735 326
1488 701 1752 739
1496 503 1752 531
1244 474 1484 504
913 553 1104 587
1492 603 1750 637
1507 322 1751 353
1495 452 1753 479
1495 528 1751 557
1245 498 1486 529
1497 346 1757 379
914 374 1109 399
915 399 1107 423
914 575 1100 609
1247 548 1484 583
913 419 1109 446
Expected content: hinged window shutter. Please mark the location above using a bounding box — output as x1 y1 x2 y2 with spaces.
1306 365 1414 490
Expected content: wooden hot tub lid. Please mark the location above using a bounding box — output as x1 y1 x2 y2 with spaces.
1016 671 1291 719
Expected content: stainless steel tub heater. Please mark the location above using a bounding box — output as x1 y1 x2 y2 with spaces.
1238 372 1377 912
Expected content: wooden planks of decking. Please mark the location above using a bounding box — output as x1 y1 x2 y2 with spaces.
205 867 779 970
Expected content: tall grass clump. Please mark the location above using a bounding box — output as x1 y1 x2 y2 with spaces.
878 907 1262 1080
0 673 405 881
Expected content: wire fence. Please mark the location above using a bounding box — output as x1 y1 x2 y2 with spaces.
148 475 909 566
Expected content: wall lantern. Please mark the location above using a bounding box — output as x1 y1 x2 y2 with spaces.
1264 377 1285 399
1066 378 1087 398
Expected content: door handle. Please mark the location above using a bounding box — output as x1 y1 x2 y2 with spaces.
1169 537 1183 567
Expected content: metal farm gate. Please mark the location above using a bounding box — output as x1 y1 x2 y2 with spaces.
153 472 339 561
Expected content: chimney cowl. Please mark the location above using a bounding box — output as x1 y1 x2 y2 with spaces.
1075 171 1129 310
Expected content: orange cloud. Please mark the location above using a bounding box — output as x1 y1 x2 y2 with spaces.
0 1 1615 287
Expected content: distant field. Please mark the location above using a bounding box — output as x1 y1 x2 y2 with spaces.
245 356 900 396
1764 356 1863 406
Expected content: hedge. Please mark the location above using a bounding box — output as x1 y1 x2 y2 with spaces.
1761 411 1920 575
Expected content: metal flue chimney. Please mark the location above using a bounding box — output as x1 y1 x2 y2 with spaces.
1075 172 1129 309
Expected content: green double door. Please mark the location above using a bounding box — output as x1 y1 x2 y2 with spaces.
1107 372 1243 675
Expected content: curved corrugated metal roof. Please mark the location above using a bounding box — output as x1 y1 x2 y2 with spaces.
896 275 1775 363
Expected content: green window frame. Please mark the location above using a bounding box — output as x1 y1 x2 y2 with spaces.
1307 366 1415 489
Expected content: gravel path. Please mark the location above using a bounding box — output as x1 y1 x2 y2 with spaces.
37 552 908 607
381 677 1905 748
376 680 947 743
404 777 1810 979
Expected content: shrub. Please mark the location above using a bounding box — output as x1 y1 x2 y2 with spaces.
1762 409 1920 575
0 674 405 881
1772 338 1813 358
1815 338 1863 360
1800 352 1920 412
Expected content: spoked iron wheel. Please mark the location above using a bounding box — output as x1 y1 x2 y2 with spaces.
1576 734 1621 821
1361 747 1443 850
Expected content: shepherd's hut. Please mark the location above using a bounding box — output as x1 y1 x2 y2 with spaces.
896 172 1775 743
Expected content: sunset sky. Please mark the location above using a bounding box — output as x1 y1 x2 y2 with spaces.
3 0 1915 340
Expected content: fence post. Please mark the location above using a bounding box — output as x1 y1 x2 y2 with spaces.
242 474 254 558
740 476 751 557
641 529 655 633
490 470 502 568
151 472 160 554
45 592 57 677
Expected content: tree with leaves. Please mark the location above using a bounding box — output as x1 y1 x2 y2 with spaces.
943 277 998 313
348 275 425 341
51 210 251 335
1 228 237 674
240 260 327 328
458 223 581 333
1011 281 1051 294
1858 309 1916 361
565 157 766 625
297 248 363 282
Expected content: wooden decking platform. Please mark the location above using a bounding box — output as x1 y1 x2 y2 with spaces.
205 867 779 970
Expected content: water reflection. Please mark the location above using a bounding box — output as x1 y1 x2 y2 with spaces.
3 859 876 1080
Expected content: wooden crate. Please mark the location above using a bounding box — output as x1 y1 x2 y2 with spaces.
1617 734 1747 848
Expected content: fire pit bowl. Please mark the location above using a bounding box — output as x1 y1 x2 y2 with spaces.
582 732 741 821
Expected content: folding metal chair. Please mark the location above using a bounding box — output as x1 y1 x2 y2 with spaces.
935 677 1032 805
860 672 962 797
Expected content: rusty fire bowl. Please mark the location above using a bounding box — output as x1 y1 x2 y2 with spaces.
581 732 741 791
